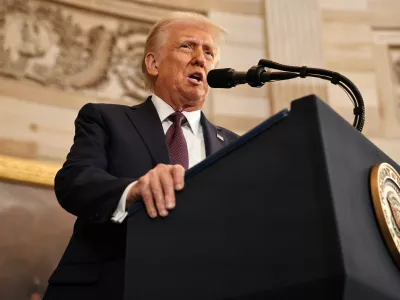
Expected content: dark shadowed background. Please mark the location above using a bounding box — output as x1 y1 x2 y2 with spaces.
0 181 75 300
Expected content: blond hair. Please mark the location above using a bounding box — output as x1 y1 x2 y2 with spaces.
141 11 226 91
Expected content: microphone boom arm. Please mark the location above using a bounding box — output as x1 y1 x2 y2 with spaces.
256 59 365 132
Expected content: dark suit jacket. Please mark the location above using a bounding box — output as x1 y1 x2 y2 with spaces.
43 97 239 300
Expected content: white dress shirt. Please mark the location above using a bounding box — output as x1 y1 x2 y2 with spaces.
111 94 206 223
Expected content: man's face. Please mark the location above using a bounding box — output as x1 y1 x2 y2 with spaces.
150 22 218 111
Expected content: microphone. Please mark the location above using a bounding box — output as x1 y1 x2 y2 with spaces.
207 68 299 88
206 59 366 132
207 69 246 88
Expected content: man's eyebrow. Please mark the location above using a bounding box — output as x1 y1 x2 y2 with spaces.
179 37 216 49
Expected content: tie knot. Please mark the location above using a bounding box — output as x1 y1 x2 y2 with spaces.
169 112 187 126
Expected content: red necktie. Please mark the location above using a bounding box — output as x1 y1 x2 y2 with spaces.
165 112 189 170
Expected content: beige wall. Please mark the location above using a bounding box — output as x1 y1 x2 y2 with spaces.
0 0 400 166
319 0 400 161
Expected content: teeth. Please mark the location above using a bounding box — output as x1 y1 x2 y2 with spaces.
190 74 201 81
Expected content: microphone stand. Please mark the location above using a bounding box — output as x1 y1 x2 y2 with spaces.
245 60 365 132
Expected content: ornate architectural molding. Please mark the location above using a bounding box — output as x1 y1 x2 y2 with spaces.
0 154 60 187
372 30 400 137
48 0 171 23
120 0 263 16
0 0 165 105
393 52 400 84
390 48 400 124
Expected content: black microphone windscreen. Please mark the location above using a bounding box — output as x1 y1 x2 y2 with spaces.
207 68 234 88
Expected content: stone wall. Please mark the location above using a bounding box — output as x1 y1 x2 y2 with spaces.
319 0 400 161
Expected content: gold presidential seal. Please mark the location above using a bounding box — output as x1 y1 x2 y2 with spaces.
370 163 400 266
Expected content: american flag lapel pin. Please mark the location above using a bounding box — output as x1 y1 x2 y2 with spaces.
217 133 224 142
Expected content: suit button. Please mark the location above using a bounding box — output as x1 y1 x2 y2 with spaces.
93 212 100 220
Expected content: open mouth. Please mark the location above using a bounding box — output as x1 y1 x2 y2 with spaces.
188 72 203 83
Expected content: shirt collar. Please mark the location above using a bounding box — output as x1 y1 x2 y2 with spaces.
151 94 201 135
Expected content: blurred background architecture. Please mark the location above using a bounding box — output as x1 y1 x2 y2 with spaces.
0 0 399 298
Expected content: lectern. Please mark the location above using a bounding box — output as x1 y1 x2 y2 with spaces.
124 95 400 300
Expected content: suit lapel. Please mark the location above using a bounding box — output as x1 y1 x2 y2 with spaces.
125 98 225 163
125 97 171 165
201 113 226 157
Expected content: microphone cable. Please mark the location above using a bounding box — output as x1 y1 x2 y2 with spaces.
256 59 365 132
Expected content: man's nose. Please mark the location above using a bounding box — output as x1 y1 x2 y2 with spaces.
192 49 205 67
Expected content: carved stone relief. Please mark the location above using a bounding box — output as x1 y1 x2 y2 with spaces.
0 0 153 103
392 48 400 84
389 47 400 115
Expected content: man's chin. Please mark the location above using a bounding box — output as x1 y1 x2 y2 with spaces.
181 94 206 111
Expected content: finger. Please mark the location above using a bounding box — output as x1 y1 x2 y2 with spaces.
171 164 185 191
149 171 168 217
139 177 157 218
160 169 175 210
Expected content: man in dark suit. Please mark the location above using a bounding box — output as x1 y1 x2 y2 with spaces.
43 11 239 300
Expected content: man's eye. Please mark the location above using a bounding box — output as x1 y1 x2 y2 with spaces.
205 51 214 57
181 44 190 49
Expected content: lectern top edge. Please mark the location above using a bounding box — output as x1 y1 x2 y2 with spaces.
186 109 289 180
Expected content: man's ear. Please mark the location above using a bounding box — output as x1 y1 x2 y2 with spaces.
145 52 159 77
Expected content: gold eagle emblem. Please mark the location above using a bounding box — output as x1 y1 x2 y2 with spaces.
370 163 400 266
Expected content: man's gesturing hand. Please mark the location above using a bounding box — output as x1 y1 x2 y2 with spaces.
126 164 185 218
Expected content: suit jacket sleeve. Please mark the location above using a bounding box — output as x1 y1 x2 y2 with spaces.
55 103 134 224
